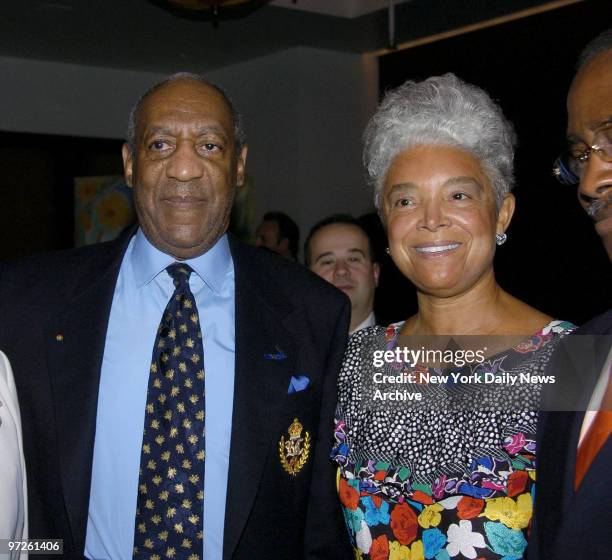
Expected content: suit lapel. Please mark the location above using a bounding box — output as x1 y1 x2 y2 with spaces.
223 238 297 560
46 232 133 554
537 317 612 551
564 326 612 510
574 438 612 498
536 336 588 550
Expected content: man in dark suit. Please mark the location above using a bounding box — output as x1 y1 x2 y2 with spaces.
254 211 300 261
0 74 352 559
531 29 611 559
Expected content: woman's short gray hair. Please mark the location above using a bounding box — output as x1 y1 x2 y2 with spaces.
363 73 516 211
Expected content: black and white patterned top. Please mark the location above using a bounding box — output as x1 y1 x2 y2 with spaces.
331 320 575 560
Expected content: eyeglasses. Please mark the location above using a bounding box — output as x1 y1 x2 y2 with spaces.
552 124 612 185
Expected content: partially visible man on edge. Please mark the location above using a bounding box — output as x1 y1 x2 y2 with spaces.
254 211 300 260
531 29 612 559
305 215 380 335
0 73 352 560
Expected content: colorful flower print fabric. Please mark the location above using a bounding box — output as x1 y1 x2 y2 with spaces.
332 320 575 559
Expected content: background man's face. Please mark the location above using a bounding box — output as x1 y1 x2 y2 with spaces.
123 79 247 259
309 223 379 320
567 51 612 260
255 219 287 255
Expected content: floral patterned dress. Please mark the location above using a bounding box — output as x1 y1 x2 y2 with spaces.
332 320 575 560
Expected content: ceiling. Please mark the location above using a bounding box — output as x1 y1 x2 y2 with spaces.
0 0 573 73
270 0 413 19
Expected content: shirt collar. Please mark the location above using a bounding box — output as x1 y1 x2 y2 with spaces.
131 228 233 294
350 311 376 335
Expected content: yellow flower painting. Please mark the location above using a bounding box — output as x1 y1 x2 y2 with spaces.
74 176 135 246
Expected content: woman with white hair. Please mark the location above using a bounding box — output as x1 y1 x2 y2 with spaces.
0 351 28 559
331 74 573 559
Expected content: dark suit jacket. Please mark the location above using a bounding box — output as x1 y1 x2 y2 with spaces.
530 309 612 559
0 231 353 560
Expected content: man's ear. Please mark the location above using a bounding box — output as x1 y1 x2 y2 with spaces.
236 145 248 187
496 193 515 235
373 262 381 287
122 143 134 189
278 238 290 254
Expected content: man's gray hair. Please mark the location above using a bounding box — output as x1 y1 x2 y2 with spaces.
363 73 516 211
577 27 612 71
126 72 246 155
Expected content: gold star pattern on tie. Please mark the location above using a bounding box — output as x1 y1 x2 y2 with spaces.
133 264 204 559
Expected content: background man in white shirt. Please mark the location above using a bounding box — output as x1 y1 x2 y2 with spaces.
305 214 380 334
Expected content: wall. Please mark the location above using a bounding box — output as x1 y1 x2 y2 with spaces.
0 47 378 255
205 47 379 245
0 57 164 139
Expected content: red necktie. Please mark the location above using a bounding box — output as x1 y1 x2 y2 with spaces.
574 366 612 490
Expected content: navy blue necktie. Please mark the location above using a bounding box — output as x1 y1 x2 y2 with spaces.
133 263 205 560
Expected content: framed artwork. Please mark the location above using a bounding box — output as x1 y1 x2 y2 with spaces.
74 173 254 247
74 176 136 247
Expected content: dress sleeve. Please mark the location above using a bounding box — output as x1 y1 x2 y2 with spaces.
0 351 28 555
332 328 379 466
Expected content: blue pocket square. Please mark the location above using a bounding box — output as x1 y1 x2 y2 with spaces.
264 347 287 361
288 375 310 394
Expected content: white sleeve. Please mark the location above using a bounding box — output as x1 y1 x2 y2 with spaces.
0 351 28 559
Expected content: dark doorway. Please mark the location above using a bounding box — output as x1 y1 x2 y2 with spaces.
0 132 123 260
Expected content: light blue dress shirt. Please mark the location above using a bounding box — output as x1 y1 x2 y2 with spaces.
85 229 235 560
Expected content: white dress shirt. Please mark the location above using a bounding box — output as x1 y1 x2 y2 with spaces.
579 346 612 446
350 311 376 335
85 230 235 560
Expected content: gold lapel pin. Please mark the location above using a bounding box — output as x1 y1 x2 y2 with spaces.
279 417 310 476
